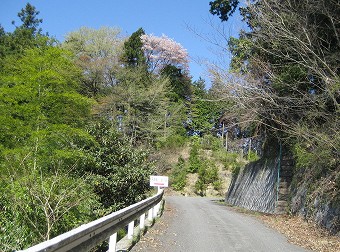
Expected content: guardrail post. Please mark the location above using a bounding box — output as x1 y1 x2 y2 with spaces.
108 232 117 252
148 208 153 221
153 186 162 218
153 205 158 218
140 213 145 229
153 198 162 218
128 221 134 239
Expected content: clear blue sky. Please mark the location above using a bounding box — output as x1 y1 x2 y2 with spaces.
0 0 245 88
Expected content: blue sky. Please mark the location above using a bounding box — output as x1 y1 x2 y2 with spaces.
0 0 245 88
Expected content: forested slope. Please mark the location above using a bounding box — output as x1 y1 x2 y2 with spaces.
0 4 197 251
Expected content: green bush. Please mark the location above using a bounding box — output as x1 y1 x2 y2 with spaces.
155 134 188 150
293 142 338 179
212 150 245 175
187 138 203 173
0 162 99 251
247 150 260 162
201 134 221 151
213 180 222 191
195 160 220 196
170 156 187 191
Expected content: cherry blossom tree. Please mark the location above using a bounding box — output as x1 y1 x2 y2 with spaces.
140 33 189 73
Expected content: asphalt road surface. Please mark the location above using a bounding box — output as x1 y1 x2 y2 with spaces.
131 195 311 252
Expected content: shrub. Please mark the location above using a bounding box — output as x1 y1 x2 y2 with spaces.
212 150 246 175
170 156 187 191
187 140 202 173
201 134 221 151
247 150 260 162
155 134 188 150
195 160 220 196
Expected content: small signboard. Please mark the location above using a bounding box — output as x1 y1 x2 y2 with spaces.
150 175 169 187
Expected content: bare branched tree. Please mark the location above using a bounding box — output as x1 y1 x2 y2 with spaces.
209 0 339 156
1 150 97 250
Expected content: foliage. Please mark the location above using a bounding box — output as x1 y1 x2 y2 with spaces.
63 26 124 97
186 78 230 136
140 33 189 73
227 36 252 73
0 3 53 63
209 0 239 22
32 124 97 174
94 66 172 146
247 150 260 162
208 1 340 233
187 138 202 173
86 119 155 212
0 46 92 149
201 134 221 151
155 134 188 150
169 136 224 194
1 4 188 250
294 140 339 178
14 3 43 34
161 65 192 102
213 150 245 175
170 156 187 191
195 160 220 196
209 0 339 173
121 27 147 67
159 65 192 140
0 148 99 251
0 42 100 250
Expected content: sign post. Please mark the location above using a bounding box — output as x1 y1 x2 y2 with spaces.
150 175 168 193
149 176 168 217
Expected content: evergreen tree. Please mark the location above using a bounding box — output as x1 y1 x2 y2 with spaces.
0 3 51 65
121 27 146 67
14 3 43 35
209 0 239 22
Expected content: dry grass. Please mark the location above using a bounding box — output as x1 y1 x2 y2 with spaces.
259 214 340 252
223 203 339 252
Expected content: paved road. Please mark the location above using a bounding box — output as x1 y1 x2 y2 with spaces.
131 196 311 252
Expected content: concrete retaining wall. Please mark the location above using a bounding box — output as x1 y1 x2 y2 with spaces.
225 157 279 213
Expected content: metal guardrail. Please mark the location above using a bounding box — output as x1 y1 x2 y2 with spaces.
19 190 164 252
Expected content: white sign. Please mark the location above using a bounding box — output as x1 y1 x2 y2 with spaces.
150 176 168 187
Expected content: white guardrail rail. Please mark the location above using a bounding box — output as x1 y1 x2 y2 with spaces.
19 189 164 252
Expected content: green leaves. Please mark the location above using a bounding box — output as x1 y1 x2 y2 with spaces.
189 79 227 135
63 26 124 97
16 3 43 35
0 45 99 250
209 0 239 22
0 159 99 249
0 6 187 250
170 156 187 191
0 47 90 148
121 27 146 67
96 66 171 145
86 120 154 211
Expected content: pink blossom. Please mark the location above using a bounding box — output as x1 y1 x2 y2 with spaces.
140 34 189 73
